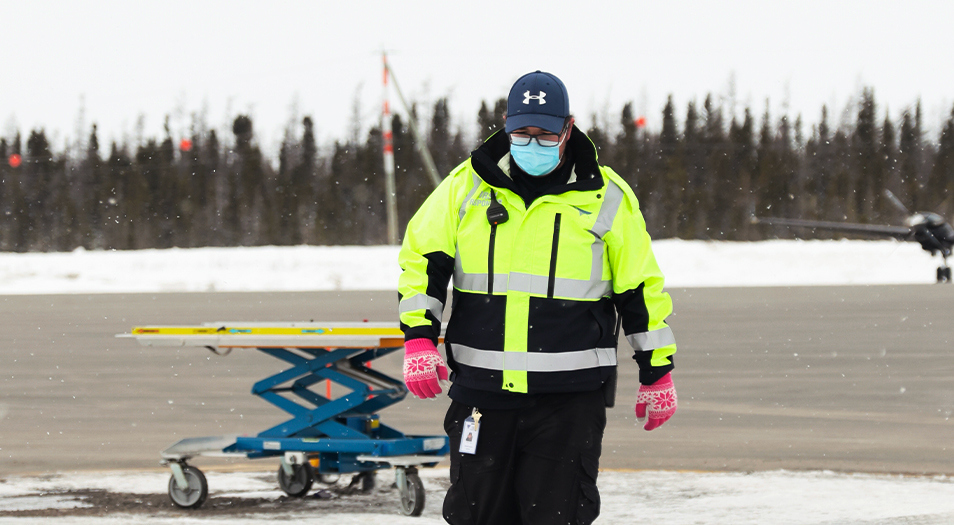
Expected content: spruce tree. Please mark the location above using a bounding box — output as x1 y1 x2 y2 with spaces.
0 138 7 249
806 106 833 220
775 113 798 220
656 95 685 237
324 140 354 245
791 114 810 221
276 131 295 245
926 104 954 213
230 115 274 245
203 129 223 246
493 98 507 137
293 116 318 244
429 98 454 177
156 121 178 247
853 88 881 221
82 123 105 248
24 130 57 250
392 113 426 232
104 142 132 249
682 100 702 237
476 98 507 144
182 125 208 248
829 129 854 224
5 132 27 250
755 105 776 218
702 95 730 239
135 139 162 247
49 150 75 251
476 100 508 144
356 126 387 244
898 102 924 210
586 119 611 161
613 102 641 190
450 129 468 167
881 111 899 214
728 108 756 239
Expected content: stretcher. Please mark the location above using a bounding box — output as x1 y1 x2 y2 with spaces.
118 322 449 516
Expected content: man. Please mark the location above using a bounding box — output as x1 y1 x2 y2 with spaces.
398 71 677 525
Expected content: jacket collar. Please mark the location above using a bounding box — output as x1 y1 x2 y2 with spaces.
470 125 603 194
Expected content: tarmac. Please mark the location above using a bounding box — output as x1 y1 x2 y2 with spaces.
1 286 953 476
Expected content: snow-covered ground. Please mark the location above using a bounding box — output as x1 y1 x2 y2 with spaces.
2 240 952 523
0 239 942 295
0 468 953 524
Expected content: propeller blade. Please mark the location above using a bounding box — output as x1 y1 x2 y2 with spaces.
754 216 913 240
883 189 910 216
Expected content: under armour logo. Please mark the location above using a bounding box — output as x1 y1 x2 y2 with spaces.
523 90 546 105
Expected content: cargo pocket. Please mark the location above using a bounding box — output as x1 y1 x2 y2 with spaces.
442 461 474 524
442 402 475 524
575 454 601 525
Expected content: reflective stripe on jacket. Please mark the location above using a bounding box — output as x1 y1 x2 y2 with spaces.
399 130 675 395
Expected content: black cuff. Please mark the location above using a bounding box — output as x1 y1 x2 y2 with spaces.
632 352 674 385
403 325 438 345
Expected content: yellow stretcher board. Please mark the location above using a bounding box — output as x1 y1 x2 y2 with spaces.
119 322 443 349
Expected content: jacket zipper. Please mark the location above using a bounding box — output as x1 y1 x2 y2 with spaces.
547 213 562 298
488 223 497 295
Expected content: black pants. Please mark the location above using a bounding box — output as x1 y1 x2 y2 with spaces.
442 390 606 525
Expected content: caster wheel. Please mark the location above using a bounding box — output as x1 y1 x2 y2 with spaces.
398 471 426 517
168 465 208 509
278 462 314 497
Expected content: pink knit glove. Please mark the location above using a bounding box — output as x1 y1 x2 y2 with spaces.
635 373 677 431
403 339 449 399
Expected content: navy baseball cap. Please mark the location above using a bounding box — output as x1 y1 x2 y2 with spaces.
505 71 570 134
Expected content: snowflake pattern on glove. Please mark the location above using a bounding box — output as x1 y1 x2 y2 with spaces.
637 380 678 419
403 353 443 382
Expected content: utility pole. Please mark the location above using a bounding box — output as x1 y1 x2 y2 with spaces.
382 52 399 245
383 56 442 189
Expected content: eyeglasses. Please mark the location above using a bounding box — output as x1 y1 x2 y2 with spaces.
508 122 569 148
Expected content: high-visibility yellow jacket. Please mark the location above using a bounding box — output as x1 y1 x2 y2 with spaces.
399 128 675 396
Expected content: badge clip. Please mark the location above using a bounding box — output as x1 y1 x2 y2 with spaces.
459 408 481 454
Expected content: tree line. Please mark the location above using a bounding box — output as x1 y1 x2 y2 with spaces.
1 88 954 252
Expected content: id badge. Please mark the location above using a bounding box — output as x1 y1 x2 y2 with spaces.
459 409 481 455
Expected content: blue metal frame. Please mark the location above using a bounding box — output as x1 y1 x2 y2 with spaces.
220 345 449 473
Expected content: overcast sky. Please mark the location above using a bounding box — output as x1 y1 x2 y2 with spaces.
3 0 953 157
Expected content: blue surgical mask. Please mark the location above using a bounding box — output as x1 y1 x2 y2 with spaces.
510 142 561 177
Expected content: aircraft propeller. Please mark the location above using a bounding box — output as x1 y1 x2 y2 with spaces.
754 190 954 283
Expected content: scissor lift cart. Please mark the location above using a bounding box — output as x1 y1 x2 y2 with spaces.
119 322 449 516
